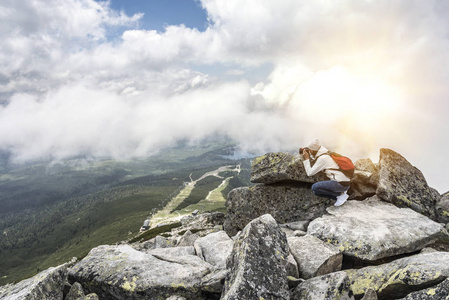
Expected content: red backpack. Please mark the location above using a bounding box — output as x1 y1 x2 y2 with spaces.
317 151 355 179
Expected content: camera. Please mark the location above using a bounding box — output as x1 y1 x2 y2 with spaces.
299 147 310 154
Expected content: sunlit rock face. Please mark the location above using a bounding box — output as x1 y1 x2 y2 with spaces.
376 148 441 220
307 196 445 261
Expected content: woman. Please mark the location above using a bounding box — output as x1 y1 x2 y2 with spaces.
301 139 350 206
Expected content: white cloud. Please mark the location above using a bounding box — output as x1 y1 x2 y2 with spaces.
1 0 449 191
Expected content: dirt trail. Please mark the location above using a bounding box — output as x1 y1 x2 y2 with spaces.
148 165 240 228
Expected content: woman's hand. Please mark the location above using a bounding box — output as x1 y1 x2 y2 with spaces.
302 149 310 160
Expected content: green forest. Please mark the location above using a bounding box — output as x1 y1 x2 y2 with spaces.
0 141 253 286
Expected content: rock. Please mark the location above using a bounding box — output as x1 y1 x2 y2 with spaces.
148 246 196 257
194 231 234 268
307 196 445 261
350 158 379 199
0 264 67 300
420 247 438 254
65 282 99 300
200 268 228 295
181 212 225 227
345 251 449 299
224 183 332 236
288 234 342 279
66 282 85 300
291 271 354 300
436 192 449 223
68 244 215 299
376 148 440 220
397 278 449 299
250 152 326 184
166 296 187 300
360 288 377 300
286 253 299 278
287 276 304 290
221 214 290 300
280 220 310 231
133 235 174 251
294 230 307 237
177 230 200 247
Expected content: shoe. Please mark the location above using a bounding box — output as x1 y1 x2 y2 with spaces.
335 192 349 206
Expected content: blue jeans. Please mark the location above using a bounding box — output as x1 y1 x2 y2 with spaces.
312 180 349 200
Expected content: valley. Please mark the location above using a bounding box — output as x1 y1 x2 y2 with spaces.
0 141 253 286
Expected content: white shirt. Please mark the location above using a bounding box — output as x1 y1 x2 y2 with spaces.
302 146 351 182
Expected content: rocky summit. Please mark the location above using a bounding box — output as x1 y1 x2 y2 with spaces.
2 148 449 300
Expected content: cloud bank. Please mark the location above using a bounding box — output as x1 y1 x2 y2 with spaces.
1 0 449 192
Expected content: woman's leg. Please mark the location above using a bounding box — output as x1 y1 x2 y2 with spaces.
311 180 348 200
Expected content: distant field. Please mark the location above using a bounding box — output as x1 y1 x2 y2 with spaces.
0 141 253 286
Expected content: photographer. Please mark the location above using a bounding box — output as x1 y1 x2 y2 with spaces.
300 139 350 206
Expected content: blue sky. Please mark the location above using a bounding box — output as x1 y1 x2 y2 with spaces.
107 0 209 32
1 0 449 192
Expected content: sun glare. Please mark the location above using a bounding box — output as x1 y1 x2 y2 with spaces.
293 67 402 130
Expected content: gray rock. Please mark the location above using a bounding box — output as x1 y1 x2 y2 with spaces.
250 152 326 184
133 235 174 251
177 230 200 247
221 214 290 300
397 278 449 299
350 158 379 199
65 282 99 300
307 197 445 261
66 282 85 300
281 220 310 231
294 230 307 237
436 193 449 223
148 246 195 257
224 183 332 236
360 288 377 300
68 244 215 299
286 253 299 278
166 296 187 300
376 148 440 220
291 271 354 300
0 264 67 300
194 231 234 268
200 268 228 295
288 234 342 279
345 251 449 299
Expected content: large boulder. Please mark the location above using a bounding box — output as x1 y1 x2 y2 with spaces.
397 278 449 300
345 251 449 299
350 158 379 199
221 214 290 300
288 234 342 279
436 192 449 224
250 152 326 184
376 148 440 220
194 231 234 268
291 271 353 300
68 244 216 300
307 197 445 261
0 264 68 300
224 183 332 236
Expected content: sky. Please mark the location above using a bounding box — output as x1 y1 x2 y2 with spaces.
1 0 449 192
